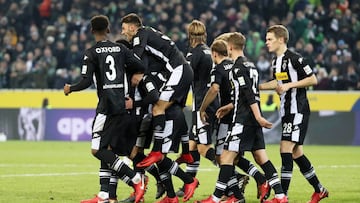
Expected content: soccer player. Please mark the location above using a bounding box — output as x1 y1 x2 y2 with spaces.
175 19 219 197
195 32 288 203
63 15 147 203
211 33 271 202
260 24 329 203
121 13 199 203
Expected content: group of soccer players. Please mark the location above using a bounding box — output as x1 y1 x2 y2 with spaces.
64 13 329 203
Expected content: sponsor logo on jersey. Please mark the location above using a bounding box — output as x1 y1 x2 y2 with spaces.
303 65 312 75
275 72 289 81
238 76 246 86
133 37 140 46
95 46 121 53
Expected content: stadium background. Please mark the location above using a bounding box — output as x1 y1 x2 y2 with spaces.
0 0 360 145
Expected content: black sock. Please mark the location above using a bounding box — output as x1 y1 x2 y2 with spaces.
152 114 166 151
145 164 161 182
99 162 111 192
281 152 293 195
228 175 244 200
111 157 136 179
159 171 176 198
214 164 234 198
186 150 200 177
205 147 216 164
237 156 266 185
109 173 118 199
181 134 190 154
133 153 146 173
158 156 193 184
261 160 284 195
294 155 321 192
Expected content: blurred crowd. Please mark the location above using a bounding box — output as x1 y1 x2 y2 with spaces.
0 0 359 90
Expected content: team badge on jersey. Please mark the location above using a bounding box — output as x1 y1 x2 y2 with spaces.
275 72 289 81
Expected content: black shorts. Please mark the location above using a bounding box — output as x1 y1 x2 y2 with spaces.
112 114 140 156
91 113 133 155
224 123 265 153
281 113 309 145
189 109 217 145
159 64 193 107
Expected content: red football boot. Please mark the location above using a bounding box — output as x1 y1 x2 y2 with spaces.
136 151 164 168
307 187 329 203
183 177 199 202
175 153 194 164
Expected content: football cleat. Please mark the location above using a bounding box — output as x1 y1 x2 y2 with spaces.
156 182 166 199
219 195 245 203
258 181 271 202
156 196 179 203
183 177 199 202
263 196 288 203
175 153 194 164
119 192 135 203
80 194 108 203
175 186 184 197
237 174 250 194
194 195 216 203
132 175 148 203
136 151 164 168
307 187 329 203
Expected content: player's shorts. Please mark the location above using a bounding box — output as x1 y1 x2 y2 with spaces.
281 113 309 145
224 123 265 153
159 64 193 107
215 123 229 156
189 110 217 145
91 113 132 154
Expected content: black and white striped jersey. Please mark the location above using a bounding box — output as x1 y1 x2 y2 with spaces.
271 49 313 117
231 56 261 126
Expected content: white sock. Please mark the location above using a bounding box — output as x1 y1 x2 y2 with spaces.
132 173 141 184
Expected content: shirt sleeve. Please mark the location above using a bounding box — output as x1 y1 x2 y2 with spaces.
236 66 257 105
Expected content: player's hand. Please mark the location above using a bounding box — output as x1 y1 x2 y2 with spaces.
125 96 133 109
256 116 273 129
276 84 289 95
200 111 209 125
131 73 144 87
63 84 71 96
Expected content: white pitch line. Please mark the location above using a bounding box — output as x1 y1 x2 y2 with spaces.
1 164 360 178
0 172 97 178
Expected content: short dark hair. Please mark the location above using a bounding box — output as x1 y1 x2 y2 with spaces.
90 15 109 32
228 32 246 50
121 13 142 27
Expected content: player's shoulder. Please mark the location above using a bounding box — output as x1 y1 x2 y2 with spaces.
285 49 302 60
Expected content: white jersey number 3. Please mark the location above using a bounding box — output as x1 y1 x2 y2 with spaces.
105 55 116 81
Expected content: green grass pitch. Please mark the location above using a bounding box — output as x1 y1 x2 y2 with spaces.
0 141 359 203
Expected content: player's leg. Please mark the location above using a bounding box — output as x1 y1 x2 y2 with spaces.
292 114 328 202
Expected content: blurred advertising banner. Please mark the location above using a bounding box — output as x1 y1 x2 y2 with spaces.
0 108 94 141
44 109 94 141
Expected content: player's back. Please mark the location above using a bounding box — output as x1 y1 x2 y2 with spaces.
86 40 131 115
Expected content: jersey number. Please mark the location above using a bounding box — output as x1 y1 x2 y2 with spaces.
105 55 116 81
249 68 259 94
282 122 292 133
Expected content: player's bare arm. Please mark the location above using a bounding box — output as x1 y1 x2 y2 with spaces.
259 79 277 90
215 103 233 119
250 103 272 129
199 84 220 124
276 74 317 95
